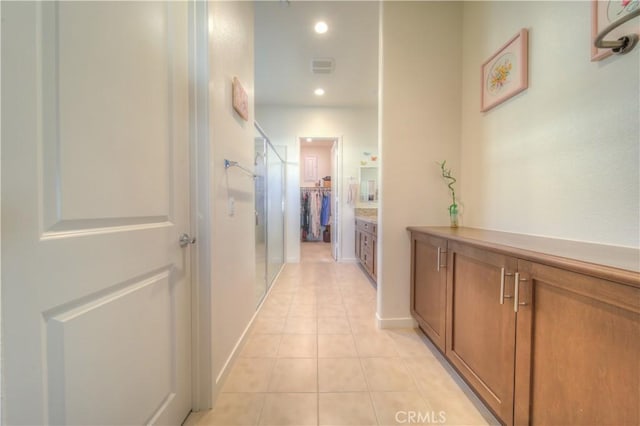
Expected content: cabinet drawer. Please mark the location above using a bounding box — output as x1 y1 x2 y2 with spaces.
362 247 374 272
361 232 372 249
357 219 376 235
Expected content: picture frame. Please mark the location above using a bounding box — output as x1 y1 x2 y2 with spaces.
480 29 529 112
591 0 640 61
232 77 249 121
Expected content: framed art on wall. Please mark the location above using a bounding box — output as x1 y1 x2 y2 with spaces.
481 29 529 112
591 0 640 61
232 77 249 121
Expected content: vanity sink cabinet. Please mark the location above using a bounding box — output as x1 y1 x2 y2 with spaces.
355 217 377 282
409 227 640 426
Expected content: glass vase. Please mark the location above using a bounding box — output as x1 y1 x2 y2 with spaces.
449 205 459 228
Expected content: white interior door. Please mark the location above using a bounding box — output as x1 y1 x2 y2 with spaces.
1 2 192 424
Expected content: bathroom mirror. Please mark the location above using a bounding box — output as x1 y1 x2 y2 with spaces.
358 166 378 206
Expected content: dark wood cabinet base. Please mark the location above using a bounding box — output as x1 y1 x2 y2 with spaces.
409 226 639 426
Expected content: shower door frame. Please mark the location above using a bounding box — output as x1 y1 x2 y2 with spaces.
255 122 286 305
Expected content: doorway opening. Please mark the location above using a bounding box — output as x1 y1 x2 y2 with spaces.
299 136 341 263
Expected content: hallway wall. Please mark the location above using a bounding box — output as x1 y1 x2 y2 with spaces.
460 1 639 247
378 1 639 326
256 105 378 263
378 1 463 326
208 0 256 400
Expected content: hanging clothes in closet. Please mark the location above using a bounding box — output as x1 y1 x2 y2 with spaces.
300 188 331 241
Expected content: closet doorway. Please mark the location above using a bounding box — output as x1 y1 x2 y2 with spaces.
299 137 341 263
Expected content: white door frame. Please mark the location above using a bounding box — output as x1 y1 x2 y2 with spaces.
296 136 342 261
189 0 213 411
331 137 343 261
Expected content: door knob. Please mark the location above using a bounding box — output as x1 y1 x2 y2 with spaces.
179 233 196 247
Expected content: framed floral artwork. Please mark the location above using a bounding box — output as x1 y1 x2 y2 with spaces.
480 29 529 112
232 77 249 121
591 0 640 61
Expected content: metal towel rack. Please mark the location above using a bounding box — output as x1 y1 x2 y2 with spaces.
224 159 256 178
594 7 640 55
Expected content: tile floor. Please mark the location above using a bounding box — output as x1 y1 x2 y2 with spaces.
301 242 335 263
185 244 496 426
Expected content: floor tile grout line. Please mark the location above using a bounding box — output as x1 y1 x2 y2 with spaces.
198 256 492 425
253 392 267 426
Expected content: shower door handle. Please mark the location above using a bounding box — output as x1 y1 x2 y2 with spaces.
255 211 259 226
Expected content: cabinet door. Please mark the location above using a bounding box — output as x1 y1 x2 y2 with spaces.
410 233 447 352
355 228 361 259
371 236 377 280
514 260 640 426
446 242 518 425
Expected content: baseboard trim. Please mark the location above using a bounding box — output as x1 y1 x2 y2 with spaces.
213 264 285 402
376 313 417 329
338 257 358 264
214 310 255 389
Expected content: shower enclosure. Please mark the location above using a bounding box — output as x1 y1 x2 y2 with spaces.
255 123 286 306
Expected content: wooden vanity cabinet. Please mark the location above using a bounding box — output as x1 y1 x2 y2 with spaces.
446 241 518 424
408 227 640 426
355 218 377 282
410 233 448 352
513 260 640 426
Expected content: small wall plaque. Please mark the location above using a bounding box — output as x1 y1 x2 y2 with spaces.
232 77 248 121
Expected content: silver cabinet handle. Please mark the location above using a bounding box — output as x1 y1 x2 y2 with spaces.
514 272 520 312
500 267 514 304
514 273 527 312
436 247 447 271
179 233 196 248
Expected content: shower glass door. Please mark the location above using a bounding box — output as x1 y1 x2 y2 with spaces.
266 144 285 287
255 123 286 307
255 137 267 305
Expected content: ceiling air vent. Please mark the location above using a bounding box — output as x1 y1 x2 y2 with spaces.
311 58 335 74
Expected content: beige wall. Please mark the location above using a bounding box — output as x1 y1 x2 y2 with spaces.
378 1 463 326
256 105 378 263
460 1 639 247
208 1 256 397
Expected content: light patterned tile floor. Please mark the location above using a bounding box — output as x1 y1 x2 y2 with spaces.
185 244 497 426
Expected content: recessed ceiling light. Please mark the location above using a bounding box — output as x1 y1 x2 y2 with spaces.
314 21 328 34
306 138 312 142
314 88 325 96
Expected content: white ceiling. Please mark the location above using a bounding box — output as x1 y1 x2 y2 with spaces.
255 1 379 108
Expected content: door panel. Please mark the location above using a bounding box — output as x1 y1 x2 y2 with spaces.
2 2 191 424
47 271 174 425
43 2 173 230
411 234 447 351
446 242 517 424
514 260 640 426
331 141 338 260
